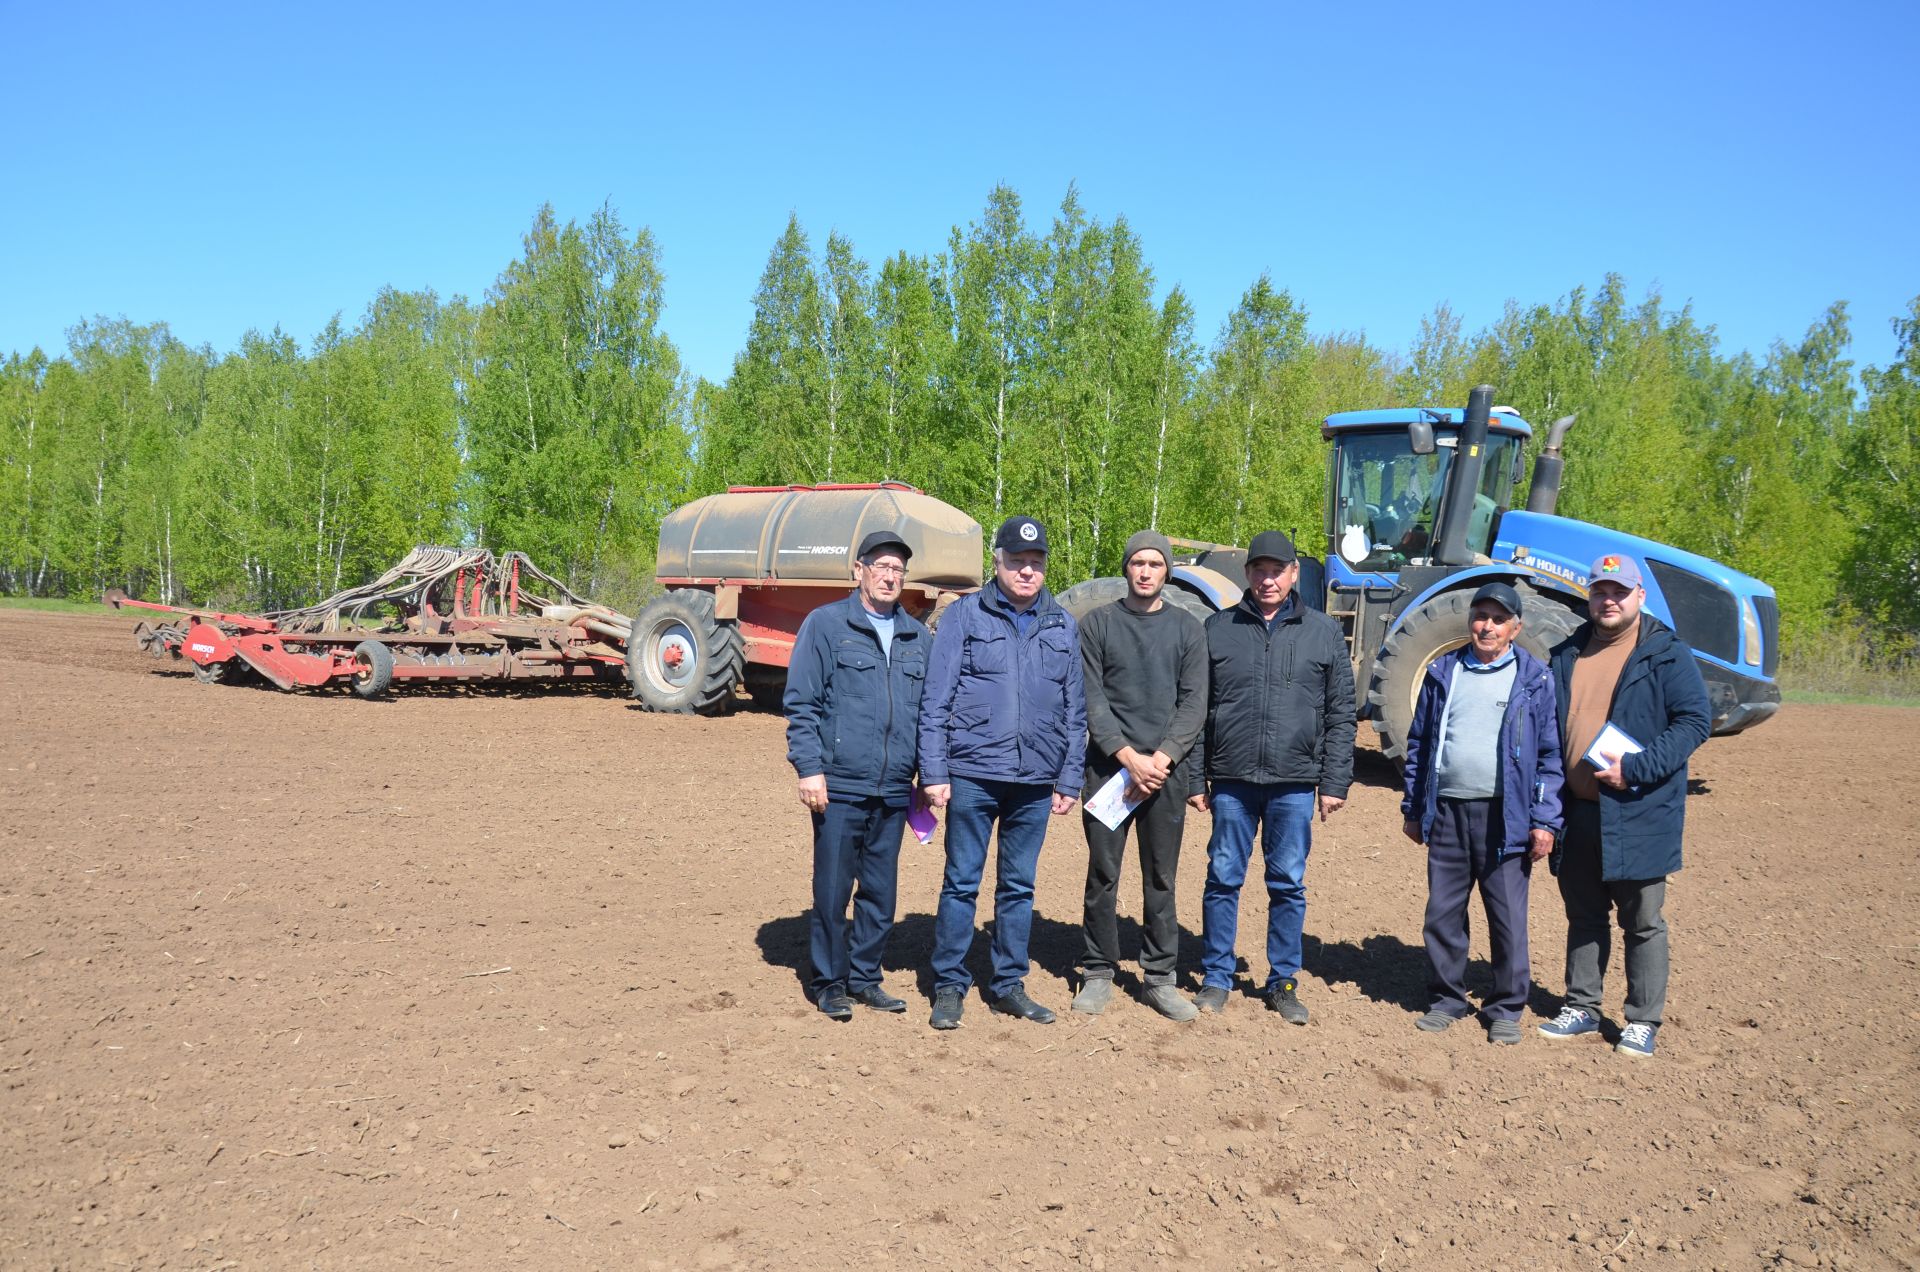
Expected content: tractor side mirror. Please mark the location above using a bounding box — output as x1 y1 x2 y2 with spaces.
1408 419 1436 455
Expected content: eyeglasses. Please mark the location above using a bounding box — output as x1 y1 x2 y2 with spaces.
1002 561 1046 574
861 563 907 578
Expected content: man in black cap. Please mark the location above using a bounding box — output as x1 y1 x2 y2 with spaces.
1189 530 1355 1022
783 529 930 1020
1400 581 1563 1044
1072 529 1209 1022
919 515 1086 1029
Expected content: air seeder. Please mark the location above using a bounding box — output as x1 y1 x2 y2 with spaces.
110 547 633 697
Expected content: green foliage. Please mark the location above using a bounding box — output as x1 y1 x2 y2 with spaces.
3 189 1913 685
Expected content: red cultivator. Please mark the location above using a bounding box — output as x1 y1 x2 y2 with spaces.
109 547 632 697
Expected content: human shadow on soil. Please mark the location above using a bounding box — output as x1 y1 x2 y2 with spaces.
755 907 1208 1004
1305 931 1564 1019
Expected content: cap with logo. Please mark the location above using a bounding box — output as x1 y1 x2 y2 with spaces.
856 529 913 562
1245 530 1297 565
994 516 1049 555
1470 581 1523 619
1589 553 1644 590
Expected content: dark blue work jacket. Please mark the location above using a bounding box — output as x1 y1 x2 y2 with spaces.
783 594 929 805
917 581 1087 796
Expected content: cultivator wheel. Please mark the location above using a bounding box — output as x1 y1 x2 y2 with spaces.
627 589 743 716
192 659 233 685
351 640 395 699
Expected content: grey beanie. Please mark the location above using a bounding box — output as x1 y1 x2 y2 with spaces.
1123 530 1174 569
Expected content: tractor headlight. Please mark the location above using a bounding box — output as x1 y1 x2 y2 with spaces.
1742 598 1763 666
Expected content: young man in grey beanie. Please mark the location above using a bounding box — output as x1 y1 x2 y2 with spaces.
1072 530 1209 1021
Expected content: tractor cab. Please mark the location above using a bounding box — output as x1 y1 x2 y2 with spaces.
1322 407 1533 583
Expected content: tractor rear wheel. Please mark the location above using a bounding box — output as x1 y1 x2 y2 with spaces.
351 640 396 699
1366 587 1580 761
627 588 744 716
1056 577 1216 624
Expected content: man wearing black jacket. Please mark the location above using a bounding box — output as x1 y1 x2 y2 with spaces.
1189 531 1356 1022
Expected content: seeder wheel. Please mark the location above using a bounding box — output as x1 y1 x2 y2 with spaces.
626 589 743 716
351 641 396 699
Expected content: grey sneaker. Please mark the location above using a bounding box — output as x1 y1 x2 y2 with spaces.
1267 979 1309 1025
1192 986 1229 1014
1142 984 1199 1022
1416 1009 1462 1032
1071 977 1114 1016
1488 1019 1522 1045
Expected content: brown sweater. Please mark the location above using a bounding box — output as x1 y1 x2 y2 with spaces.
1564 621 1640 802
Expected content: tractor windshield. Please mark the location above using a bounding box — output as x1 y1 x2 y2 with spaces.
1329 430 1522 570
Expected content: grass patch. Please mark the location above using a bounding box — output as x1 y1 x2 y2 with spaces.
0 595 117 615
1779 632 1920 707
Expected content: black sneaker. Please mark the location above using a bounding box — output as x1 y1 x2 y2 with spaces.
817 987 854 1022
852 985 907 1013
929 987 965 1030
1266 979 1309 1025
989 986 1056 1024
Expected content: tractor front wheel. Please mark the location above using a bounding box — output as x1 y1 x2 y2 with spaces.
627 589 744 716
1366 587 1580 761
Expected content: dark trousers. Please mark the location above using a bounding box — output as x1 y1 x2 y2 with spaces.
808 796 908 998
1423 797 1533 1021
1081 777 1187 986
1556 798 1669 1025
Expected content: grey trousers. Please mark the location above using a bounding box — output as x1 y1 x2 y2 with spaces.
1556 799 1669 1025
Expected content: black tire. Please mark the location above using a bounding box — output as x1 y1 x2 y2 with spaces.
191 658 230 685
1056 576 1218 624
627 588 744 715
351 640 395 699
744 667 788 714
1366 585 1580 760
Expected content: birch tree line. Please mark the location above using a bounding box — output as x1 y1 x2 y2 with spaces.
1 187 1914 655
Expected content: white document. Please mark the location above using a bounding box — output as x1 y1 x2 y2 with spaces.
1085 769 1145 831
1583 721 1644 770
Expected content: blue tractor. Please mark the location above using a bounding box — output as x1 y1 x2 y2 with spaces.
1060 385 1783 760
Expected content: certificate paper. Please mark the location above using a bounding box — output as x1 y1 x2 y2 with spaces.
1583 722 1644 770
1085 770 1144 831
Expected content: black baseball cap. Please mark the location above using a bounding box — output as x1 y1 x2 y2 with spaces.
994 515 1049 555
856 529 913 561
1470 581 1523 618
1246 530 1297 565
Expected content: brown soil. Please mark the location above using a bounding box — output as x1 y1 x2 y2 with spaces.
2 608 1916 1270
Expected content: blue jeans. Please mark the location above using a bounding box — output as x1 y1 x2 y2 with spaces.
809 797 908 998
931 775 1054 996
1201 781 1316 991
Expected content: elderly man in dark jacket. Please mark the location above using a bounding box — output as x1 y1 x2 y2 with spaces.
1401 582 1563 1044
1188 531 1355 1023
919 516 1086 1030
784 530 930 1021
1538 553 1710 1059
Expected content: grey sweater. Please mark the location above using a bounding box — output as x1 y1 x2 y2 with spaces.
1079 599 1209 785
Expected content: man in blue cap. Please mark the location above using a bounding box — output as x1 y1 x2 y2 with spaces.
919 515 1086 1030
1539 553 1710 1059
1401 581 1564 1044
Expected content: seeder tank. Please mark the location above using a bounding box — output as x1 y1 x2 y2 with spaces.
633 483 983 716
654 482 982 589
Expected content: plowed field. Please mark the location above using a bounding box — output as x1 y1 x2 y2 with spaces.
2 608 1915 1270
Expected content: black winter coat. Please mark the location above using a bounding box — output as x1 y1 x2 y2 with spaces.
1549 612 1711 880
1193 594 1357 798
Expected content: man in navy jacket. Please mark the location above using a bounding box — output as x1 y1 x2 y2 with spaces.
1401 582 1563 1044
784 530 930 1021
1538 553 1711 1059
919 516 1086 1030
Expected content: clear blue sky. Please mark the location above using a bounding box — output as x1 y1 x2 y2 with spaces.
4 1 1915 386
